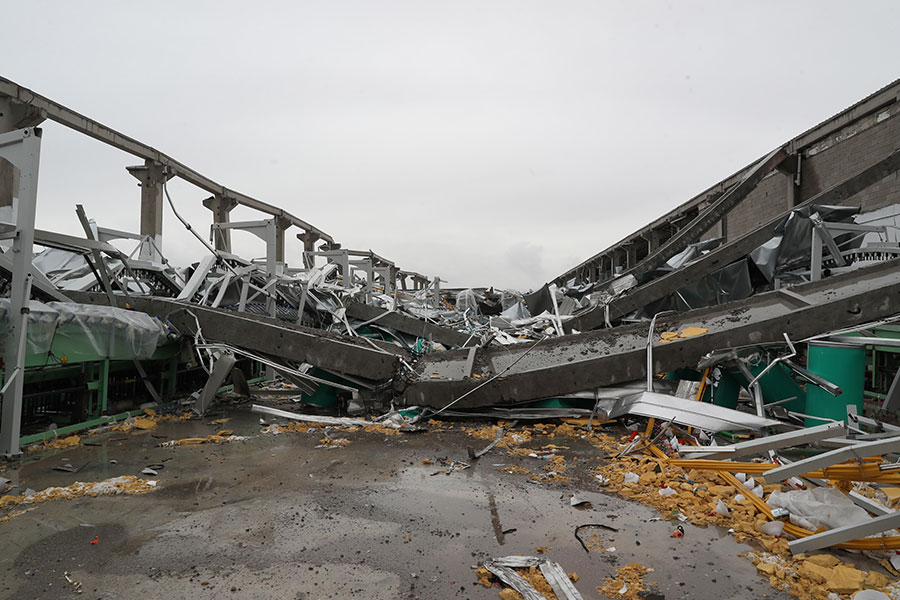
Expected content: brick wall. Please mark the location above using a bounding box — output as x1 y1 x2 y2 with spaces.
720 110 900 241
554 82 900 285
722 171 789 237
800 110 900 214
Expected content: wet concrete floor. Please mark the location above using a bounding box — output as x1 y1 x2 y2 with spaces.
0 406 793 599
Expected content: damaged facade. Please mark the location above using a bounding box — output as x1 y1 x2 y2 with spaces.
3 74 900 599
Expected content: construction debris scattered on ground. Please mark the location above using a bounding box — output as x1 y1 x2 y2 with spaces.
4 76 900 598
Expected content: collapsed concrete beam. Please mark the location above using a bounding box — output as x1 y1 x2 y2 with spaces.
344 300 471 347
402 258 900 409
569 148 900 331
628 147 788 281
69 292 403 382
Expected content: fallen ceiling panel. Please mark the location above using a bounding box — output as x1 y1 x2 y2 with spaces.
606 391 781 432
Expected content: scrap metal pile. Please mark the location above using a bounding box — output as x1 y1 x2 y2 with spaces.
20 161 900 566
5 74 900 598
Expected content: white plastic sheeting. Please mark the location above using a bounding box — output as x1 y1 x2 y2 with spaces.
48 302 167 359
455 289 479 316
0 300 60 356
0 300 168 360
767 487 873 531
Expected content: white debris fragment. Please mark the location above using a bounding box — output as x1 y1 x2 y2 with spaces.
759 521 784 537
570 494 591 507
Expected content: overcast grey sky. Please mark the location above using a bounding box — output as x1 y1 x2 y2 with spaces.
4 1 900 290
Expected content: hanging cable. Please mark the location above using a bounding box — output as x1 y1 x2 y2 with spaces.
430 336 547 416
163 179 242 280
162 178 223 260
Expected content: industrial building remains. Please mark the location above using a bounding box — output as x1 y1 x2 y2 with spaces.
3 75 900 599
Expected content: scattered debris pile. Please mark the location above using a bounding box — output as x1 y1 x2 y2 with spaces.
0 476 158 522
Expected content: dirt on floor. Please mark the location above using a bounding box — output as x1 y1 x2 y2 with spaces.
0 403 889 599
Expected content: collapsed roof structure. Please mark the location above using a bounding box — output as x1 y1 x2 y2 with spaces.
4 75 900 577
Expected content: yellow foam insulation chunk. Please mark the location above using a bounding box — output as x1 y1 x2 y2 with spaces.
825 565 866 594
474 567 494 588
678 326 708 338
598 563 655 600
35 435 81 450
866 571 892 588
881 486 900 505
659 327 708 343
802 554 841 568
0 476 157 522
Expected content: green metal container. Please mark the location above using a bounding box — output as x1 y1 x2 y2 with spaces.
747 362 806 414
805 340 865 427
706 368 742 409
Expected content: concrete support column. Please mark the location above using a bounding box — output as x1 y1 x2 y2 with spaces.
787 154 802 208
0 159 17 209
625 244 638 269
389 266 400 292
127 159 173 261
613 249 625 274
649 229 666 252
296 231 320 269
777 152 802 209
274 217 291 264
203 193 238 252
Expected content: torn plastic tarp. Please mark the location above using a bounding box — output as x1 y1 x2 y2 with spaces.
500 289 524 311
767 487 873 531
500 300 531 321
0 300 61 357
665 237 723 270
48 302 167 359
639 258 754 316
455 289 479 317
750 204 862 282
635 238 725 286
0 300 167 360
670 258 753 311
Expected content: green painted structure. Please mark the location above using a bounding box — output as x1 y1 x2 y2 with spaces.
805 340 866 427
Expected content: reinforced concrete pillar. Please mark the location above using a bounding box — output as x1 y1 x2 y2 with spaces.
0 159 16 206
625 244 638 269
389 266 399 291
126 160 173 261
203 193 238 253
274 217 291 264
788 154 802 208
0 158 17 232
297 232 321 269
